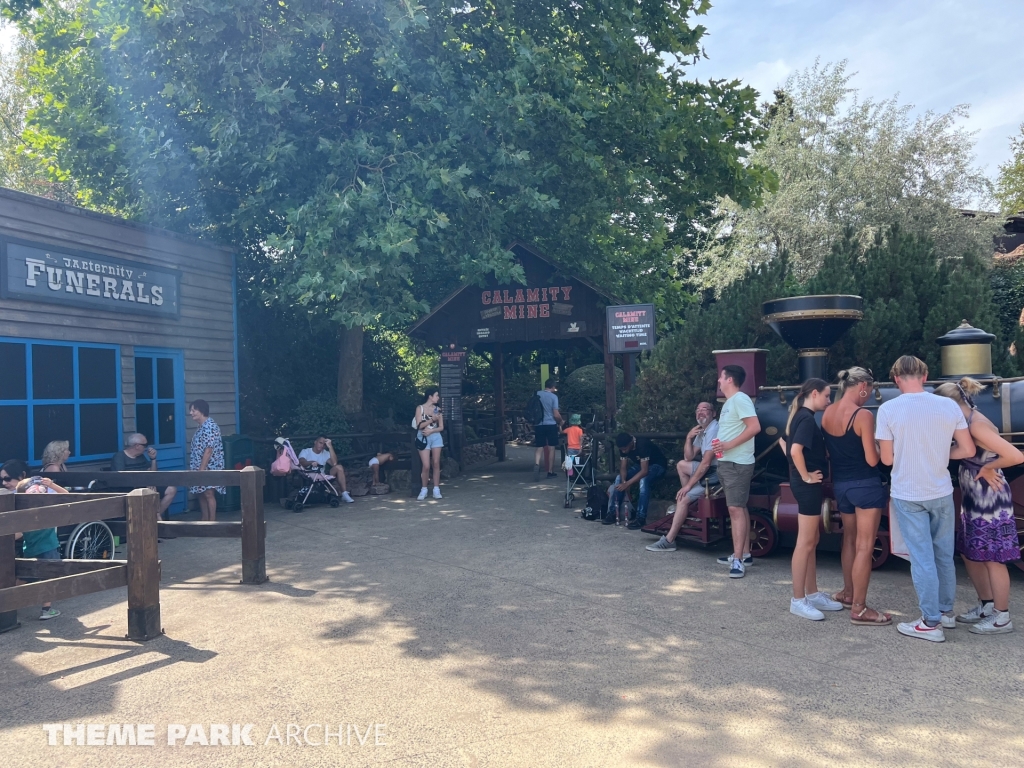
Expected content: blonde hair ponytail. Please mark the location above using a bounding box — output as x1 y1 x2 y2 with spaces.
934 376 985 408
836 366 873 397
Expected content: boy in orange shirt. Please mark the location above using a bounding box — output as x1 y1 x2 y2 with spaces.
562 414 584 474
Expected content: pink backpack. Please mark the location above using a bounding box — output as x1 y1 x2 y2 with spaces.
271 438 300 476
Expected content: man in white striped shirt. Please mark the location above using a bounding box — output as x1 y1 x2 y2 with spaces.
875 355 975 642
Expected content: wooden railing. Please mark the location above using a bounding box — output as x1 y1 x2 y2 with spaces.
0 489 162 641
41 467 267 586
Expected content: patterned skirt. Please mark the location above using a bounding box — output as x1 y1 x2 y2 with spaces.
957 462 1020 563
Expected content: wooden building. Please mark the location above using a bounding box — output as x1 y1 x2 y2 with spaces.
0 188 239 475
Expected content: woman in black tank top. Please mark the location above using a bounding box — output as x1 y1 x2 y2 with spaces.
821 367 891 625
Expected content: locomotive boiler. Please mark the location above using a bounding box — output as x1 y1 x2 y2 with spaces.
708 294 1024 570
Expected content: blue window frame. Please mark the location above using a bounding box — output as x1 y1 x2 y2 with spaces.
133 347 186 515
133 349 185 452
0 338 122 464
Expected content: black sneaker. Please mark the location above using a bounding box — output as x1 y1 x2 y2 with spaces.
546 472 558 479
601 513 616 525
626 518 646 530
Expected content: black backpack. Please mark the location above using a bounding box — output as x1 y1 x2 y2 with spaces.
525 392 545 426
583 484 607 521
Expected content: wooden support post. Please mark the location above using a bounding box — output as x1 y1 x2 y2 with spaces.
239 466 267 584
494 343 506 461
126 489 161 641
603 346 617 433
623 352 636 390
0 492 18 633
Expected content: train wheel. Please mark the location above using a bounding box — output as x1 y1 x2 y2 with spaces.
871 534 890 570
748 512 777 558
65 521 116 560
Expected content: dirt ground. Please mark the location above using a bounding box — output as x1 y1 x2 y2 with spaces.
3 445 1023 767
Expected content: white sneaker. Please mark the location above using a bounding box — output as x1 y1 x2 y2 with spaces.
790 597 825 621
341 491 354 503
417 487 428 500
897 619 945 643
969 611 1013 635
432 487 442 499
940 611 956 629
806 592 844 612
957 602 995 624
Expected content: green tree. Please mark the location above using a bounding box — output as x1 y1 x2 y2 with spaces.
996 124 1024 215
11 0 770 414
693 61 999 290
0 30 72 199
621 226 1014 433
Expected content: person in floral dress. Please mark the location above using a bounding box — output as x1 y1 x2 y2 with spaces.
189 399 225 521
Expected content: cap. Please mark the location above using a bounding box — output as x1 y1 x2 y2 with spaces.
569 414 582 426
274 437 287 447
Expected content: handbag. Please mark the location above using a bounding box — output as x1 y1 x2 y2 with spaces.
415 434 428 450
271 453 293 477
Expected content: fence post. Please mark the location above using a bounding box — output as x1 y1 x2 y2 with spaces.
240 466 267 584
0 492 18 634
126 489 161 641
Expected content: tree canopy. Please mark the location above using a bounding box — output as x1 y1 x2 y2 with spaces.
10 0 771 329
690 61 999 291
996 123 1024 216
619 226 1016 433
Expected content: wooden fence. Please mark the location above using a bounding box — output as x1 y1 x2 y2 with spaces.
0 467 267 641
0 489 161 640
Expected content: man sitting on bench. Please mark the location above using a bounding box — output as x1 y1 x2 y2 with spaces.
111 433 177 519
646 402 720 552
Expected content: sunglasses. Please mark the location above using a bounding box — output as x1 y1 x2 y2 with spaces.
0 475 11 483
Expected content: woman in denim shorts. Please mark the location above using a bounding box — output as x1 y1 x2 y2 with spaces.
822 367 891 625
413 387 445 500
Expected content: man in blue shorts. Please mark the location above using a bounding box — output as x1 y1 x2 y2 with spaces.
533 379 563 481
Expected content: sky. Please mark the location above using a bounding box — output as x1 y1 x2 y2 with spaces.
685 0 1024 192
2 1 1022 189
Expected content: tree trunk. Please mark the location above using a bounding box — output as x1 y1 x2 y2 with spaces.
338 326 364 415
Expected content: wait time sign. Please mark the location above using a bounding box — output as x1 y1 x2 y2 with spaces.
606 304 656 353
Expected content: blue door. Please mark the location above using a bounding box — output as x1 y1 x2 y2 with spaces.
134 348 185 514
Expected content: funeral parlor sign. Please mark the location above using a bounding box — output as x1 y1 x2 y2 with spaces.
1 237 180 317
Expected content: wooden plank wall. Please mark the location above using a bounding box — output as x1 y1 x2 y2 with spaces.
0 188 238 454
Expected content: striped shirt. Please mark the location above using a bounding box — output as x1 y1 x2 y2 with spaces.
875 391 967 501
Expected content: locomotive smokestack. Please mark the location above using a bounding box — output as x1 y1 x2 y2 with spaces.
762 295 864 382
937 320 996 379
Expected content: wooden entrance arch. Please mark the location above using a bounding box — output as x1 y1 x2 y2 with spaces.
409 241 618 462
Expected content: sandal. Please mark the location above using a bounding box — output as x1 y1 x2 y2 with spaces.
832 591 853 610
850 603 892 626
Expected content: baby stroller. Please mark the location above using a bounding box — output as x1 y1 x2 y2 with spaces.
273 438 341 513
563 431 596 509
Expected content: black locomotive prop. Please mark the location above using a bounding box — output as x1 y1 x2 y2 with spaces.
643 294 1024 571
